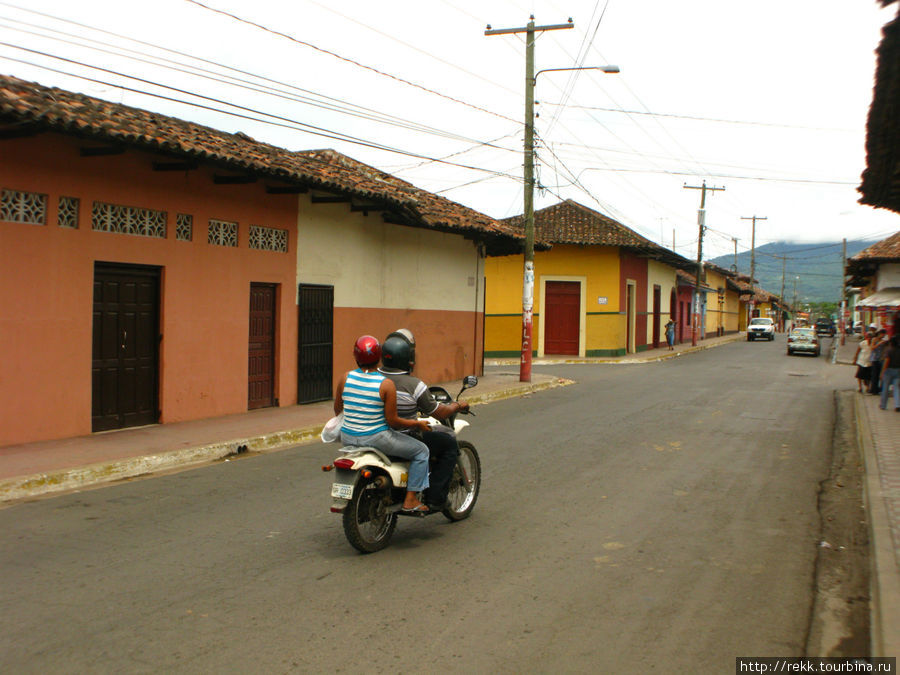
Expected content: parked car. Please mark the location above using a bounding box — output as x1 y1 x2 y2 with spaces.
787 327 820 356
814 318 835 337
747 317 775 341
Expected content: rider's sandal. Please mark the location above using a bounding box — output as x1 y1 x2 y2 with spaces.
401 504 430 515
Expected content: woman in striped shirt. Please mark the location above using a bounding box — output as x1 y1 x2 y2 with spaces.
334 335 432 513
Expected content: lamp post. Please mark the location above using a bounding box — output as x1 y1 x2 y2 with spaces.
486 18 617 381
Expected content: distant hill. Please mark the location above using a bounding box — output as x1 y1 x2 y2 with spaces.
707 240 876 304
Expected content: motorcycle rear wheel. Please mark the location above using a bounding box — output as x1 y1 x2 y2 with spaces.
342 475 397 553
442 441 481 522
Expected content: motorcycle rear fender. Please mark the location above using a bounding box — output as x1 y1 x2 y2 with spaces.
333 447 408 488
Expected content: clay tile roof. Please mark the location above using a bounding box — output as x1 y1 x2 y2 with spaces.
0 74 523 249
500 199 694 269
850 230 900 261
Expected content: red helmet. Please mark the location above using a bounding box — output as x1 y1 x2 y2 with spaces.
353 335 381 367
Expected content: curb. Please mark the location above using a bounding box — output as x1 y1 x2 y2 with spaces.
486 333 744 367
853 394 900 657
0 377 572 504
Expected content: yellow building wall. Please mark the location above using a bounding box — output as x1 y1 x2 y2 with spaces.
484 244 623 356
704 269 728 336
722 287 741 333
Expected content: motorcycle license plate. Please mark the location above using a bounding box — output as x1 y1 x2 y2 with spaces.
331 483 353 499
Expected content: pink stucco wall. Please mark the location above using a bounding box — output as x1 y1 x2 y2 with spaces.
0 133 298 445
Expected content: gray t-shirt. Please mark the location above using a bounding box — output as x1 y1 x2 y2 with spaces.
378 368 439 421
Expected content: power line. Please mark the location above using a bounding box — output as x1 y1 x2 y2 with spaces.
0 52 526 184
0 15 521 153
540 102 856 132
182 0 520 125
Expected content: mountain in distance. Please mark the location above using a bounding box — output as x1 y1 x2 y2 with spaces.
706 239 877 304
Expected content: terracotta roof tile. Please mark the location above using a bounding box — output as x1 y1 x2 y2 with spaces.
851 230 900 261
501 199 694 269
0 74 522 246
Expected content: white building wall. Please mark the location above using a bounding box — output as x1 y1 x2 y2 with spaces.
295 197 482 311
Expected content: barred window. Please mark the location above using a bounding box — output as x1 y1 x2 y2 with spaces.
1 188 47 225
208 219 238 247
58 196 80 229
176 213 193 241
249 225 288 252
92 201 166 238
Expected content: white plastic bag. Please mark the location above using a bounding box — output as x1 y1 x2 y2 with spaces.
320 413 343 443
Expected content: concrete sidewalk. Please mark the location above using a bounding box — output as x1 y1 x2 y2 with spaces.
835 334 900 657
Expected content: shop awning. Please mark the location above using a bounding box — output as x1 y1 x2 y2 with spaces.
856 287 900 309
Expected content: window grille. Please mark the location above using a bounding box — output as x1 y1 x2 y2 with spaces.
208 219 238 247
249 225 288 252
1 188 47 225
176 213 193 241
58 196 80 229
91 201 166 238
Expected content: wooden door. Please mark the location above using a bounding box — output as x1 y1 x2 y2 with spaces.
248 283 276 410
297 284 333 404
92 263 160 432
544 281 580 355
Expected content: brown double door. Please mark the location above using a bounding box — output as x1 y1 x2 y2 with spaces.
248 283 277 410
544 281 580 355
92 263 160 432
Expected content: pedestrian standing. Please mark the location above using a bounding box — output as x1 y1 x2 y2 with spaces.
665 319 675 351
853 331 873 393
868 329 888 395
879 334 900 412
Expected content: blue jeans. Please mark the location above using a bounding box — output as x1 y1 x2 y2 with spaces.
880 368 900 410
341 429 430 491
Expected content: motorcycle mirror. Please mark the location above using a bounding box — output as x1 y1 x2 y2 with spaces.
463 375 478 389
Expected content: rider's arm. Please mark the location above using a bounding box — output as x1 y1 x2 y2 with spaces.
381 378 429 432
430 401 469 420
333 373 347 415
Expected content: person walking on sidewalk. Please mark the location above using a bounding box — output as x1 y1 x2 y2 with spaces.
853 331 874 393
665 319 676 351
880 334 900 412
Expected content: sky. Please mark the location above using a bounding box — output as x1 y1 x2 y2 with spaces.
1 0 898 263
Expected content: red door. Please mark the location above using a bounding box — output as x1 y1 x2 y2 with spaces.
249 283 276 409
544 281 580 355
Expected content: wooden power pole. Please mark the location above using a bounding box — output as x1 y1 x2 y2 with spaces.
486 17 573 382
683 181 725 346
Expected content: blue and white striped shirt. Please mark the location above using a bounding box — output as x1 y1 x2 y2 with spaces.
342 369 389 436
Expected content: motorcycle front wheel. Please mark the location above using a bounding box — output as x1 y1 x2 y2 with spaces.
442 440 481 522
342 475 397 553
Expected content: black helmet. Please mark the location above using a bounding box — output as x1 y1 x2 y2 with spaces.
381 328 416 371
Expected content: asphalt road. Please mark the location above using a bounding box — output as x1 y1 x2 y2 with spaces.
0 336 845 673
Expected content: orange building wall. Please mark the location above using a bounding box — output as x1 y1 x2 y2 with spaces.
333 307 483 391
0 133 298 445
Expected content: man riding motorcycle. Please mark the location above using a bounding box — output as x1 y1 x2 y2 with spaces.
378 329 470 511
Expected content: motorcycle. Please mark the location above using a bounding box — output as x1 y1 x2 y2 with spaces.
323 375 482 553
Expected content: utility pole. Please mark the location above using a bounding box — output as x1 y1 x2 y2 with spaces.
771 254 788 332
683 181 725 346
741 215 767 286
741 215 766 326
486 16 574 383
732 237 739 273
